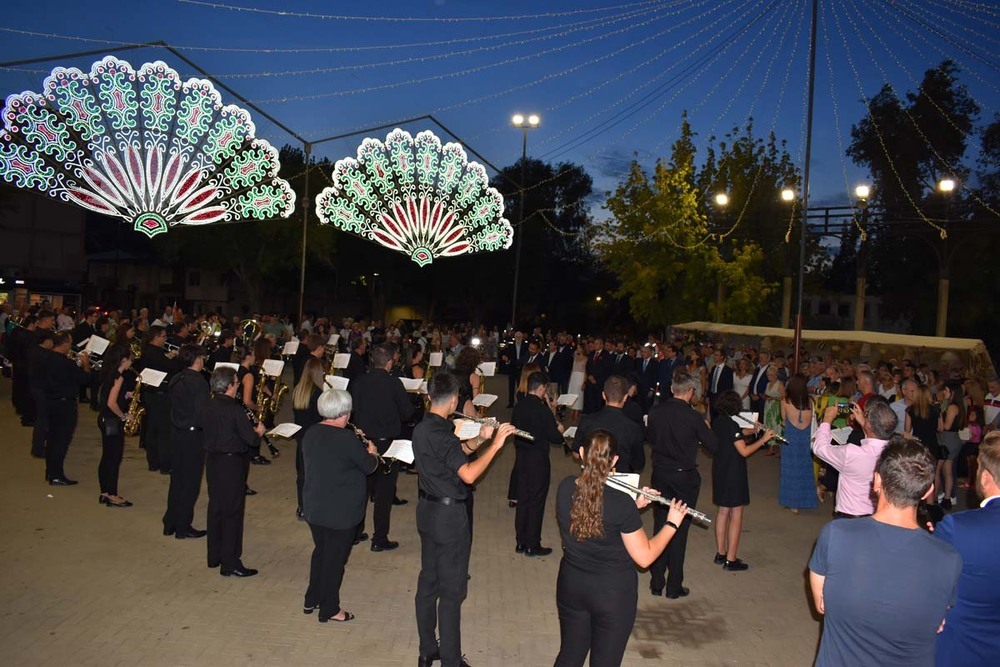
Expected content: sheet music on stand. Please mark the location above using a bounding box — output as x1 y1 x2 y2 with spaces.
562 426 578 439
282 340 300 356
606 473 641 500
472 393 498 408
325 375 349 390
84 335 110 355
477 362 496 377
400 377 424 392
214 362 239 372
261 359 284 377
454 420 481 440
556 394 578 407
384 439 414 465
332 353 351 369
139 368 167 387
327 333 340 347
268 423 302 439
428 352 443 367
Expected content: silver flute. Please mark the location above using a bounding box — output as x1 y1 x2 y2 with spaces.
605 475 712 524
732 414 790 445
452 412 534 441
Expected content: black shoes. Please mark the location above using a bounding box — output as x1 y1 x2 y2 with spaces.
250 455 271 465
296 507 305 521
48 477 78 486
524 546 553 557
393 496 409 506
208 561 221 568
515 544 526 553
714 552 726 565
267 443 280 458
174 528 208 539
419 648 469 667
159 468 171 475
723 559 749 571
354 532 369 545
371 540 399 552
303 604 318 615
665 587 691 599
508 500 517 508
220 566 258 577
245 486 258 496
99 495 133 507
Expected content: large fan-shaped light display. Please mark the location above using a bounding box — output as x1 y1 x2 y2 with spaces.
315 128 512 266
0 56 295 237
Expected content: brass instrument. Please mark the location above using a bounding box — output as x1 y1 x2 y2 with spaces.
128 338 143 360
69 349 102 372
268 377 289 416
239 318 263 350
123 379 145 436
452 411 533 441
253 371 268 424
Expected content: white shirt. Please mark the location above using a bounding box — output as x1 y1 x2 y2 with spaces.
984 392 1000 427
889 398 910 434
56 313 74 331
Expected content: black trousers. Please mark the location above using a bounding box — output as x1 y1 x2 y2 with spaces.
11 364 25 413
507 370 518 405
45 400 77 480
305 523 355 618
206 453 249 570
357 457 398 544
415 500 471 667
31 393 48 458
649 468 700 594
554 562 637 667
143 391 171 471
507 465 518 502
465 485 476 542
98 425 125 495
514 449 550 548
295 432 305 510
163 430 205 533
19 372 37 423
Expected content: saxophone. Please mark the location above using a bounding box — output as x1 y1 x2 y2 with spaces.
123 380 146 436
268 377 289 417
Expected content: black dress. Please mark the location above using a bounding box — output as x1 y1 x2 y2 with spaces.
711 415 750 508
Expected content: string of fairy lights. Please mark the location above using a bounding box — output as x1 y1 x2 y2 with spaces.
0 0 996 251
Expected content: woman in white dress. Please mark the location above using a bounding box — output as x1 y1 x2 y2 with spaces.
732 357 752 410
566 344 588 425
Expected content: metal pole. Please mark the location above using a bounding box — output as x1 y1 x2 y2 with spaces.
510 128 528 328
298 143 311 327
794 0 819 372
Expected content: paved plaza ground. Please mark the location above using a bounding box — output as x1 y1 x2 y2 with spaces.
0 376 841 666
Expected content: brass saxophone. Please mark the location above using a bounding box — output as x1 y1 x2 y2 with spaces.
268 377 288 416
123 380 145 436
253 371 268 424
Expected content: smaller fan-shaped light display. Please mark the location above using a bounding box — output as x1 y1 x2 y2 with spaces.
315 128 513 266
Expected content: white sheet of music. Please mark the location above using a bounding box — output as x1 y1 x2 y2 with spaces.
282 340 299 356
384 439 414 465
261 359 285 377
428 352 443 367
325 375 349 390
562 426 578 439
454 420 481 440
139 368 167 387
214 362 239 372
327 333 340 347
472 393 498 407
400 377 423 391
606 473 641 500
332 353 351 369
268 423 302 438
556 394 578 406
84 335 110 355
477 362 496 377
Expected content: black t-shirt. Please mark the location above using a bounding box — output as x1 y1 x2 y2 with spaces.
555 475 643 575
302 423 378 530
413 412 468 499
907 404 940 451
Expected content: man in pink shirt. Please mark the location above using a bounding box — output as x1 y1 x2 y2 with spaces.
812 398 898 518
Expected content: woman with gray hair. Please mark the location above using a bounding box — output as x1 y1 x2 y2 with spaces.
301 388 380 623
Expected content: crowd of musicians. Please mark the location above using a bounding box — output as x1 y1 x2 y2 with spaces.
1 302 998 667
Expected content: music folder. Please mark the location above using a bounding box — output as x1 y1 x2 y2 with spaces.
556 394 578 406
327 333 340 347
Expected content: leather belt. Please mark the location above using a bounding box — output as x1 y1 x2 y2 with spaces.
418 490 466 505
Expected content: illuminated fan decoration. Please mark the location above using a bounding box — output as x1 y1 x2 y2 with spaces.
0 56 295 237
316 128 512 266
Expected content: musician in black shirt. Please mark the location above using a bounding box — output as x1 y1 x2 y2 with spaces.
96 345 136 507
208 330 236 368
349 343 414 551
511 371 564 556
137 326 181 473
413 372 515 667
201 367 264 577
646 369 719 598
163 345 211 539
39 332 92 485
574 375 646 474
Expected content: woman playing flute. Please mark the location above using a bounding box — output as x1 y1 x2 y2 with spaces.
554 429 687 667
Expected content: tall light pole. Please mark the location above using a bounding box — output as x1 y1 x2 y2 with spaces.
936 177 956 336
509 112 540 329
780 188 796 328
853 184 870 331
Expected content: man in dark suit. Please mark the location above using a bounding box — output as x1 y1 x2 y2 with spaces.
655 344 682 404
934 432 1000 666
574 375 645 473
292 333 325 385
706 348 734 415
503 331 527 408
552 334 575 394
583 337 613 414
510 371 564 556
636 345 659 413
349 343 414 551
748 349 772 420
71 309 98 403
524 339 544 368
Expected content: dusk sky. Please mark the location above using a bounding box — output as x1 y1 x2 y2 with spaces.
2 0 997 213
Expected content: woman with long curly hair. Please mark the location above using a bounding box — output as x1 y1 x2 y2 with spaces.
554 430 687 667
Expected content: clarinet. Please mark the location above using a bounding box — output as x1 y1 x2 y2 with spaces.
347 422 389 472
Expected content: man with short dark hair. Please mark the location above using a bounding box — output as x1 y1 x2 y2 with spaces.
414 372 515 667
934 431 1000 666
137 325 181 473
344 335 367 382
574 375 645 474
163 344 210 540
637 345 659 413
38 331 91 485
349 343 414 551
809 436 961 667
646 369 719 598
293 333 325 385
511 371 564 557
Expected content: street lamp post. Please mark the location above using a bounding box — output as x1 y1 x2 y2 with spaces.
853 185 870 331
936 177 956 336
713 193 729 321
780 188 796 328
509 113 540 329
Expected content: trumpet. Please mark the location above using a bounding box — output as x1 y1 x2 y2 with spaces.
604 475 712 524
68 350 102 372
452 412 534 442
731 414 790 445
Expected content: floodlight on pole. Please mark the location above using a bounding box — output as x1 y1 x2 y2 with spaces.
938 178 956 193
855 184 870 200
714 192 730 207
781 188 795 202
509 111 542 328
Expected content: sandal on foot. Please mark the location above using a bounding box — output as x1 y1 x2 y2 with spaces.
319 610 354 623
